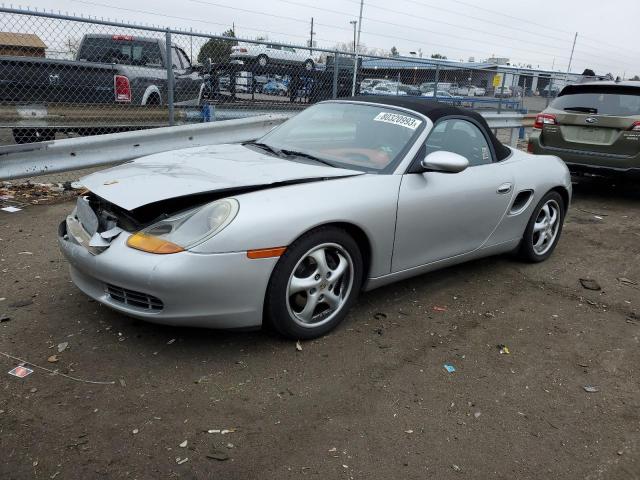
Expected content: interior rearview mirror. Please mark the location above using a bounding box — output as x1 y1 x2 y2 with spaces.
420 150 469 173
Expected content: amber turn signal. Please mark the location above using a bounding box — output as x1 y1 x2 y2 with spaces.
247 246 287 259
126 232 184 254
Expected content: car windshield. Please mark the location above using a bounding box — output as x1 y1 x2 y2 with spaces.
551 91 640 116
258 102 424 172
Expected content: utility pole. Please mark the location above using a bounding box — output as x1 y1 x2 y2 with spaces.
566 32 578 81
309 17 314 55
350 20 357 52
351 0 364 96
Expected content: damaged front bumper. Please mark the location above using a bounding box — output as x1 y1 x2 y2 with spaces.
58 218 277 329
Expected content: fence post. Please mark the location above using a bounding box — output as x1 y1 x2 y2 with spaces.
545 76 554 108
165 30 175 126
332 52 339 99
434 64 440 94
497 72 506 114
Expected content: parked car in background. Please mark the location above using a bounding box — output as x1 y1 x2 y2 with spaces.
262 80 288 96
529 81 640 178
457 85 486 96
396 84 422 96
494 86 512 98
420 82 453 93
361 78 388 91
231 44 315 71
0 33 204 143
369 84 407 96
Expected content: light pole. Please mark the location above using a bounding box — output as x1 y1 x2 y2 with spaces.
350 20 357 53
350 0 364 96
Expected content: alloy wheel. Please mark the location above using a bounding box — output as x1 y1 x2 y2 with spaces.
286 243 354 328
532 199 560 255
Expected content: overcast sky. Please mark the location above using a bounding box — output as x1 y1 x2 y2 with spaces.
20 0 640 77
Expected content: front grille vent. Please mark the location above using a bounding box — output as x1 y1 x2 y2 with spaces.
106 284 164 311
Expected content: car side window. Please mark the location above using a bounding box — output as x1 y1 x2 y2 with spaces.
176 48 191 69
170 47 182 69
424 119 492 166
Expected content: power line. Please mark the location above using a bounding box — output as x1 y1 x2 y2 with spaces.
403 0 640 59
71 0 338 46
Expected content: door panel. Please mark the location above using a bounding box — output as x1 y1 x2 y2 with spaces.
392 164 513 272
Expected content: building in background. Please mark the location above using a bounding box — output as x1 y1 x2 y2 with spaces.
0 32 47 57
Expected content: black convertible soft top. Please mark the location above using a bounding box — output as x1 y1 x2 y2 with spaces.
348 95 512 161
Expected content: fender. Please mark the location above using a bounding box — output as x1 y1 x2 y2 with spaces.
141 85 162 106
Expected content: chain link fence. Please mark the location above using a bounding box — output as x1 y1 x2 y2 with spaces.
0 6 607 190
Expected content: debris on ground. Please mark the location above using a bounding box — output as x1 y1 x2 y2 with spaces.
452 464 462 472
373 312 387 320
179 440 188 448
583 385 600 393
175 457 189 465
443 364 456 373
0 314 10 322
617 277 638 286
8 366 34 378
167 338 176 345
433 305 448 312
207 450 230 461
132 429 139 435
9 299 33 308
497 344 511 355
295 340 303 351
0 181 83 206
47 355 59 363
1 206 21 213
579 278 601 291
474 411 482 418
57 342 69 353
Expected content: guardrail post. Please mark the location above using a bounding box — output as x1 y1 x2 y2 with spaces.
497 72 506 114
332 52 339 99
165 30 175 126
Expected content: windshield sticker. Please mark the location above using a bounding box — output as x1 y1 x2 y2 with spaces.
373 112 422 130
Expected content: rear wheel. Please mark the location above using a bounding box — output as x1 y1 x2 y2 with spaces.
265 227 363 339
518 191 565 262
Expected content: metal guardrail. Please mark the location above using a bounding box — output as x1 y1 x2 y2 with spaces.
0 111 525 181
0 114 291 180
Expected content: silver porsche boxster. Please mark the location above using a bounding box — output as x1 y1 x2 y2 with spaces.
58 96 571 339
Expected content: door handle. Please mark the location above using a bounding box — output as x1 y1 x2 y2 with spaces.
497 183 512 194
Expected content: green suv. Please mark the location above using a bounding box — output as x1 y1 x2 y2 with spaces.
528 81 640 177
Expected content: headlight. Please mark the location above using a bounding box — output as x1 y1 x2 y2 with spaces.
127 199 239 254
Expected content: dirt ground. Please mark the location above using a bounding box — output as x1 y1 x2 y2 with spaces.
1 176 639 480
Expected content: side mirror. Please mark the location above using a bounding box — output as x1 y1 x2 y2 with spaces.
420 150 469 173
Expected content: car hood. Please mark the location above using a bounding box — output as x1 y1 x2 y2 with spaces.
81 143 363 211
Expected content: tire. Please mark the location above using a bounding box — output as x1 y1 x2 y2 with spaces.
145 93 161 106
13 128 55 144
304 59 314 71
518 191 565 262
256 54 268 67
265 226 363 339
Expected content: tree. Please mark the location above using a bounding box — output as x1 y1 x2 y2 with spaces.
390 46 399 57
197 29 237 64
582 68 596 77
431 53 447 59
630 75 640 81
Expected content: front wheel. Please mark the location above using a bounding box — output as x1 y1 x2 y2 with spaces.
518 191 565 262
265 227 363 339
